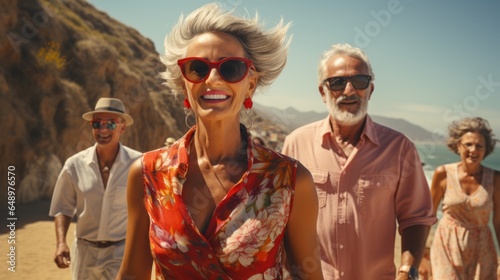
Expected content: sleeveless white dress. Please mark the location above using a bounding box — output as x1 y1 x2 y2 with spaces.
431 163 497 279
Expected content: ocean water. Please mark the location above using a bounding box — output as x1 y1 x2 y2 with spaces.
415 142 500 253
415 142 500 181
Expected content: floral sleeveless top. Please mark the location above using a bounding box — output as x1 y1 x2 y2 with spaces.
142 126 297 279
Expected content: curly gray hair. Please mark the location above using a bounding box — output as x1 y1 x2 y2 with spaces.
447 117 498 158
159 3 292 97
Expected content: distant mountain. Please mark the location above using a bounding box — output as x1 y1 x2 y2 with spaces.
370 115 436 142
253 102 436 143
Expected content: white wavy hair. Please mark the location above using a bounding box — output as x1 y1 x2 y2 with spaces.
160 3 292 97
317 43 375 84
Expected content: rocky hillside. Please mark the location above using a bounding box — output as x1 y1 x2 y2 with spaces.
0 0 187 203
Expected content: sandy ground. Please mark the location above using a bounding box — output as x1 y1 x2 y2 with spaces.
0 199 430 279
0 199 75 280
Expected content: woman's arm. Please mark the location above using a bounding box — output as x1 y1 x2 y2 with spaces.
491 170 500 279
285 163 323 280
116 159 153 279
430 165 447 217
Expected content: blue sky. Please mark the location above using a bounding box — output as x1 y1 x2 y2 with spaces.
88 0 500 137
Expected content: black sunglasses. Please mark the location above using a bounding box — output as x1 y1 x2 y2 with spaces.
91 120 118 130
323 75 372 91
177 57 253 83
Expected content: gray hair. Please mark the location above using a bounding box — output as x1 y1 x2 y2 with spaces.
447 117 498 158
317 43 375 85
160 3 292 96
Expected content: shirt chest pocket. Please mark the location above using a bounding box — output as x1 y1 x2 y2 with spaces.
310 169 329 208
355 174 397 210
358 174 397 190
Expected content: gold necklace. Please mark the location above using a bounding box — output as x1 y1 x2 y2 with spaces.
200 159 229 192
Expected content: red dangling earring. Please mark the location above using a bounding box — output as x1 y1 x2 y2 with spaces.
183 98 191 109
243 98 253 109
243 97 253 129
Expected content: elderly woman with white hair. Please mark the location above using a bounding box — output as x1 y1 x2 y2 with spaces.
117 3 323 280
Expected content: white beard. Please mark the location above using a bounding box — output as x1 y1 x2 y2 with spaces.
325 91 368 126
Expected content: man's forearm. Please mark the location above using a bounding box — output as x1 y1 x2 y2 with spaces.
400 224 430 267
54 214 72 245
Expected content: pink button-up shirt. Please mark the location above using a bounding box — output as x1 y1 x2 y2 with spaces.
282 115 436 280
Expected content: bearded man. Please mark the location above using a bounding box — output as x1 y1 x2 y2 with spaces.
282 43 436 280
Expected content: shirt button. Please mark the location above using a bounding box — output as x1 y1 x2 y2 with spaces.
341 272 345 276
376 182 381 186
208 254 212 259
339 244 344 249
339 219 344 224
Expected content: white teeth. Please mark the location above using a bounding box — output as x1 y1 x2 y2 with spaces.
203 94 227 100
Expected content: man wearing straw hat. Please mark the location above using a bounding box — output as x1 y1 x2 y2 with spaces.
49 97 141 279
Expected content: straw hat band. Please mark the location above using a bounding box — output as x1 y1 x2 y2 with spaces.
82 97 134 126
95 106 125 114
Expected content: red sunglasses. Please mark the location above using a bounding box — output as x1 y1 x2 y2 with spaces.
177 57 253 83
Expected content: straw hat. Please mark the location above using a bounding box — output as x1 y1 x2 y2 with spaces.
82 98 134 125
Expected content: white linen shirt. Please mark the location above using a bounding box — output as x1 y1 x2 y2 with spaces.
49 143 141 241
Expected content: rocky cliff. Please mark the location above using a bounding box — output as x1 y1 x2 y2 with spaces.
0 0 187 204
